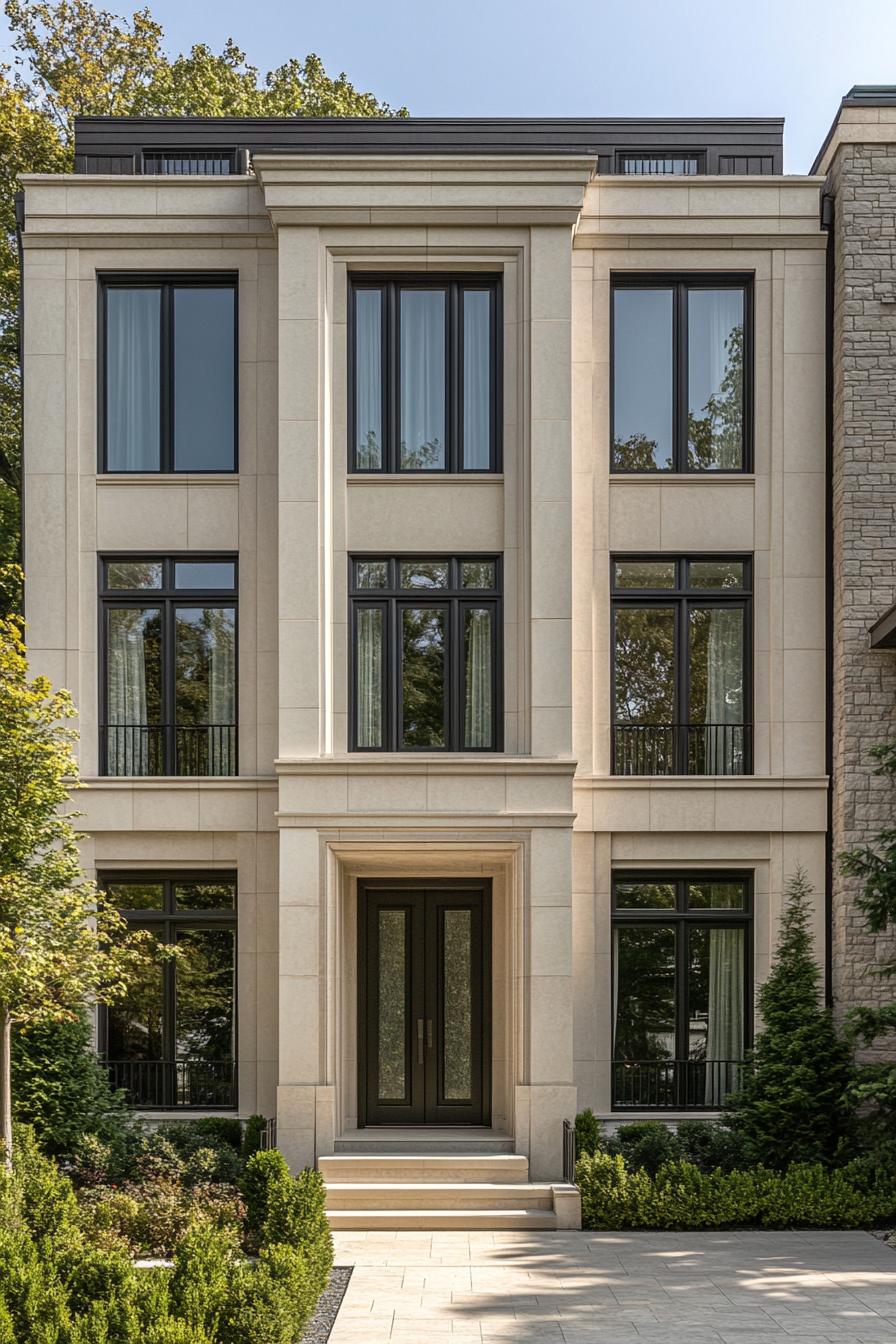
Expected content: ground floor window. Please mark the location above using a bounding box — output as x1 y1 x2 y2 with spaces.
612 872 751 1110
98 874 237 1109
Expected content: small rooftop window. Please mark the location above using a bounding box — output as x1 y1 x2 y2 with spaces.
618 153 703 176
142 150 234 176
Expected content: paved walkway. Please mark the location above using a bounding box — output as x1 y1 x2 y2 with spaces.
329 1230 896 1343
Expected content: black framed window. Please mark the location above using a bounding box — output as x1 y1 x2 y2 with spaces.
350 556 501 752
99 874 237 1109
612 872 752 1110
349 275 501 474
617 153 704 176
142 151 235 176
100 556 237 777
611 275 751 473
100 274 237 473
612 556 751 776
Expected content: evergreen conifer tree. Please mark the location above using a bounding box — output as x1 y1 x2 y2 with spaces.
725 867 853 1167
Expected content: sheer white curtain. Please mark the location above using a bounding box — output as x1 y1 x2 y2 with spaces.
107 609 149 774
463 292 490 469
464 609 492 747
357 609 383 748
400 291 445 469
207 609 236 774
705 609 743 773
107 289 160 471
689 289 743 470
355 290 382 468
705 928 744 1104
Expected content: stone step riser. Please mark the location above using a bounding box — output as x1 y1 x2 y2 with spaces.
325 1184 555 1212
333 1140 515 1154
326 1209 559 1231
319 1155 530 1185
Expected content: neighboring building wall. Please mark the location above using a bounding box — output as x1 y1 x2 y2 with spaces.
822 116 896 1027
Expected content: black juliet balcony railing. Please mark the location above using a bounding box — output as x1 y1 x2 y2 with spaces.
612 723 751 777
104 1059 237 1110
613 1059 744 1111
100 724 237 777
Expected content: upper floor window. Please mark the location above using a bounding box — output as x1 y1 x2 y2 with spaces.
99 873 237 1109
612 276 751 473
350 555 501 752
617 153 703 175
142 151 235 175
349 275 501 474
612 556 751 776
100 556 237 777
101 275 237 473
612 872 751 1111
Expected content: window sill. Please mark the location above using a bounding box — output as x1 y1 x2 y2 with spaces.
346 473 504 485
608 473 755 484
96 474 238 485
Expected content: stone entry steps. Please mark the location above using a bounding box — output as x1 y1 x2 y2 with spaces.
319 1151 581 1231
333 1127 514 1154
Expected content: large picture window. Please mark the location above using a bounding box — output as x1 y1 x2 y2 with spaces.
101 275 237 472
612 873 751 1110
350 556 501 752
612 275 751 473
100 556 237 776
612 556 751 776
99 875 236 1109
349 275 500 474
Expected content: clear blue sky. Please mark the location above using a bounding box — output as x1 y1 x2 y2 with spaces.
3 0 896 172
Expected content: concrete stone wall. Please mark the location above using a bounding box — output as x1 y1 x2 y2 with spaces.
830 140 896 1027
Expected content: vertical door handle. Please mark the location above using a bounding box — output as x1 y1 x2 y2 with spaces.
427 1019 433 1049
417 1018 424 1065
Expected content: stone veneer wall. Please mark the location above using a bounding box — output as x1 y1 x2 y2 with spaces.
831 140 896 1034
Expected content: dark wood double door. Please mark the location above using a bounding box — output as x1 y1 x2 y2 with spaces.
359 883 491 1126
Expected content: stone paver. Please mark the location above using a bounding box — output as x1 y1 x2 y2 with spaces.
328 1230 896 1344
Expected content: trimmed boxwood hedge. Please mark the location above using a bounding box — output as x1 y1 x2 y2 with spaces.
578 1150 896 1231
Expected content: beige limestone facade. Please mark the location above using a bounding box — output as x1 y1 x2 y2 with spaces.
20 131 828 1187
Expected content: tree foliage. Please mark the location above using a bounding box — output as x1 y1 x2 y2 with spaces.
725 867 854 1168
0 567 156 1159
0 1 404 602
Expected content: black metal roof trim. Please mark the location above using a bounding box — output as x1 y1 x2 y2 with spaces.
72 115 784 175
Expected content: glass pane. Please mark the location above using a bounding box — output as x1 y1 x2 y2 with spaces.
613 607 676 775
443 909 472 1100
688 560 745 591
354 560 389 590
688 882 745 910
354 289 382 469
622 156 699 176
106 288 161 471
615 882 676 910
688 607 744 774
356 608 384 749
461 561 496 590
174 607 236 775
401 607 446 748
614 561 676 590
612 289 673 471
688 926 744 1105
464 608 493 749
106 562 162 590
106 934 163 1060
399 561 448 590
175 928 235 1061
174 562 236 590
105 608 163 776
105 881 164 910
175 881 236 911
687 289 745 471
173 287 235 471
400 290 445 469
613 926 676 1060
463 290 491 469
378 909 406 1101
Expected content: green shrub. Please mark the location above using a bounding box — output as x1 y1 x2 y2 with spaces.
223 1244 315 1344
675 1119 752 1172
12 1125 80 1244
170 1223 239 1336
577 1149 896 1231
574 1108 601 1157
263 1168 332 1294
11 1010 131 1161
605 1120 681 1175
242 1149 291 1250
241 1115 267 1161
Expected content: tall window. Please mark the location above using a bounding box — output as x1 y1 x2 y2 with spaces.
612 275 750 472
100 557 237 776
99 875 236 1109
350 556 501 752
349 275 500 473
612 873 751 1110
612 557 751 776
101 275 237 472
